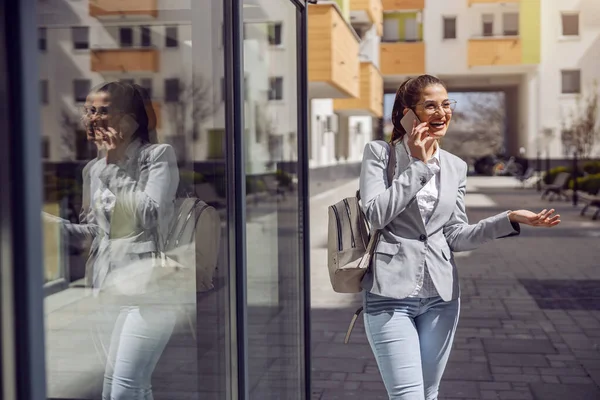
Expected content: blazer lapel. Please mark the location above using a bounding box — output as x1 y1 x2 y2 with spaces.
396 140 426 232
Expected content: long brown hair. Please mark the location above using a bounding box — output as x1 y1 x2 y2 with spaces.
391 75 448 142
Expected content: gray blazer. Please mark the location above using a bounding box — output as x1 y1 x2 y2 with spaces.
359 140 519 301
44 140 179 290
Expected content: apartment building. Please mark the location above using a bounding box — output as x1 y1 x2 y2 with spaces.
308 0 384 168
379 0 600 160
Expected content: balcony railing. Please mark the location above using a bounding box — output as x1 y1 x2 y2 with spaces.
91 48 159 72
350 0 383 35
334 62 383 117
468 37 522 67
382 0 425 11
468 0 520 5
89 0 157 18
380 41 425 75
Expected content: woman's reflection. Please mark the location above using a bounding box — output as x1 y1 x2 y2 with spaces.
44 81 179 399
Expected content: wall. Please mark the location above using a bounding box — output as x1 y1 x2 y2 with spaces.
538 0 600 158
309 99 335 167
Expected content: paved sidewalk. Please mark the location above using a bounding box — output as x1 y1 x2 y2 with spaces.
310 177 600 400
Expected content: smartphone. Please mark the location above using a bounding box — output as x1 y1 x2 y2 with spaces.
400 109 420 135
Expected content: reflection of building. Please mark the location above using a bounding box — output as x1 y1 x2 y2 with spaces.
378 0 600 160
308 1 384 169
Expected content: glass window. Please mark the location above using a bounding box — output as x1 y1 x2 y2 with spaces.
73 79 90 102
42 136 50 159
269 77 284 100
243 1 304 398
39 27 47 51
443 17 456 39
165 26 178 47
503 12 519 36
140 78 153 98
562 13 579 36
268 22 283 45
482 14 494 37
164 78 180 102
120 27 133 47
141 26 152 47
561 70 581 94
40 80 48 105
71 26 89 49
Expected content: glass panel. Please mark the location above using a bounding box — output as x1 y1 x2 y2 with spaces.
443 17 456 39
243 1 304 398
38 1 232 399
562 13 579 36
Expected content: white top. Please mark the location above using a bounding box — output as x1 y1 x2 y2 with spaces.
403 140 441 298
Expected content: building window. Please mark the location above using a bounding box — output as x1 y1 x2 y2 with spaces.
141 26 152 47
561 13 579 36
141 78 153 99
443 17 456 39
482 14 494 37
165 78 180 102
42 137 50 159
165 26 178 48
561 70 581 94
73 79 91 103
40 80 48 105
120 27 133 48
268 77 283 101
72 27 89 50
502 13 519 36
268 23 282 45
39 27 47 51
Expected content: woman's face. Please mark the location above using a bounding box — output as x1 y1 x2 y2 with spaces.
82 91 133 143
411 84 453 139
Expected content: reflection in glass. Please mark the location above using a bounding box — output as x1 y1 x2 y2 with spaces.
243 1 304 398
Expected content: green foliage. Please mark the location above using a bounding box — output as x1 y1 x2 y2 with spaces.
569 173 600 194
543 166 570 185
582 161 600 175
275 169 293 187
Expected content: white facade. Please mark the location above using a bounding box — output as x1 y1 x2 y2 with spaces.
419 0 600 159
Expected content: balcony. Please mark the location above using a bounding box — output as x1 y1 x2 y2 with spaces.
334 62 383 118
382 0 424 11
91 48 159 72
380 41 425 76
308 3 360 99
468 0 519 5
89 0 157 18
350 0 383 36
468 37 522 67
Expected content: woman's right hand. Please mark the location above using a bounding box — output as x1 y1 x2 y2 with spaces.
406 119 436 163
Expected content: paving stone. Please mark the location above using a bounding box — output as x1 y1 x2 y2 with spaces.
559 376 596 385
312 357 366 373
319 390 389 400
444 362 492 381
498 391 534 400
483 339 557 354
530 383 600 400
489 353 549 367
438 380 479 399
480 382 512 391
493 374 542 383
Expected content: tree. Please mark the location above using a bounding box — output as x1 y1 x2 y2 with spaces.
164 74 215 162
561 85 599 159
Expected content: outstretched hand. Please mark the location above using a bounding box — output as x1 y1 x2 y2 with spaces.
508 209 561 227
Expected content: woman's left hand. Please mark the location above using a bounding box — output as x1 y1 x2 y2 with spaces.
508 209 561 227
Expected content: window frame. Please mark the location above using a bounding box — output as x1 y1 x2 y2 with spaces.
561 70 581 94
38 27 47 51
165 26 179 48
561 12 580 37
71 26 89 50
482 14 494 37
268 76 283 101
502 12 519 36
442 16 457 40
141 25 152 47
164 78 180 102
268 22 283 46
40 80 48 105
119 27 134 48
73 79 91 103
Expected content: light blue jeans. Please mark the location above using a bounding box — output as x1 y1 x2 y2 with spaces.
363 292 460 400
100 306 176 400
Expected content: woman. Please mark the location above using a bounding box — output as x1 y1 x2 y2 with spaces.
359 75 560 400
45 81 179 399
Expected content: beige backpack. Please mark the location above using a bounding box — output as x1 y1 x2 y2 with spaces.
327 140 397 294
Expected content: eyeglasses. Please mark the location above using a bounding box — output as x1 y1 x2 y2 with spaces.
414 100 457 115
81 105 111 117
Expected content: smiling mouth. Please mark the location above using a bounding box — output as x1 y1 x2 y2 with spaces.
429 121 446 129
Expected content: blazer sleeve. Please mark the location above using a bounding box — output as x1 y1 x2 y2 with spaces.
443 161 520 252
359 141 434 230
42 159 100 241
98 144 179 231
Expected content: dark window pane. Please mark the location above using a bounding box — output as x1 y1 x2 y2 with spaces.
561 70 581 94
268 23 282 45
40 80 48 105
42 137 50 159
503 13 519 36
165 78 180 102
165 26 178 48
482 14 493 37
39 27 47 51
120 27 133 48
268 77 283 101
71 27 89 49
75 129 96 160
73 79 90 102
140 78 153 99
562 14 579 36
141 26 152 47
443 17 456 39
